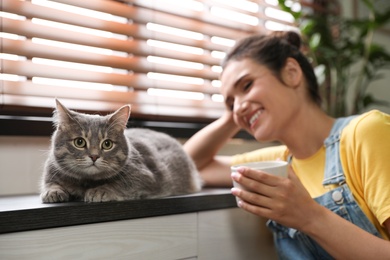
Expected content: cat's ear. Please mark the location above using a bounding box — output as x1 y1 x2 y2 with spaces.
54 99 75 127
108 105 131 131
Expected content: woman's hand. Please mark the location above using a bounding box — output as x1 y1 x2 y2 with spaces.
184 110 239 169
231 166 390 259
183 110 241 187
231 165 320 231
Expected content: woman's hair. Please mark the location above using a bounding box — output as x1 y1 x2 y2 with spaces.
222 31 322 106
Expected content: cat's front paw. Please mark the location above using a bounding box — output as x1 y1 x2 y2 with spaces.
41 187 69 203
84 188 124 202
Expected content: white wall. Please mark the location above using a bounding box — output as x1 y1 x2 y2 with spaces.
0 136 50 196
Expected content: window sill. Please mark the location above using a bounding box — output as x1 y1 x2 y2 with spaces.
0 188 236 234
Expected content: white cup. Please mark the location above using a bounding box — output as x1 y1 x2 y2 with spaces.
231 161 288 204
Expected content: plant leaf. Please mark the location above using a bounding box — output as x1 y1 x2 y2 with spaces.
309 33 321 50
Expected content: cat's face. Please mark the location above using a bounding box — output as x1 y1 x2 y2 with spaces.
52 101 131 181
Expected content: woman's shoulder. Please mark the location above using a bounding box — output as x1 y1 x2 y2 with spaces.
343 109 390 144
347 109 390 135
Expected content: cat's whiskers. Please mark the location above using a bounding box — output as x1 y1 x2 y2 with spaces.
46 159 82 183
53 157 91 178
46 168 63 183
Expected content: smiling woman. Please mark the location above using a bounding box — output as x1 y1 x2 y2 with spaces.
0 0 298 126
183 30 390 259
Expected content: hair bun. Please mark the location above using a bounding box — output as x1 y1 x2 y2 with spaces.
270 30 302 49
285 31 301 49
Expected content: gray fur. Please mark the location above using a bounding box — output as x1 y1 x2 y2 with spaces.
40 100 202 203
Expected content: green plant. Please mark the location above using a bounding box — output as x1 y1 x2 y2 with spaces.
278 0 390 116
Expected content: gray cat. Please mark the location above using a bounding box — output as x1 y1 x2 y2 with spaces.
40 100 202 203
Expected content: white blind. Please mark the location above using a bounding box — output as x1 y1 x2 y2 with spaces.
0 0 295 122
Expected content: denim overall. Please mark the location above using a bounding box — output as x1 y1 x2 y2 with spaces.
267 116 382 259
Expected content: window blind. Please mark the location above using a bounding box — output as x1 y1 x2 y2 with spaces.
0 0 296 122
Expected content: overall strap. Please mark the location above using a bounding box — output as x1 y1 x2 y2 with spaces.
322 115 357 186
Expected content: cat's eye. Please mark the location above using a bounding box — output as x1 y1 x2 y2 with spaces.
74 138 86 148
102 139 114 150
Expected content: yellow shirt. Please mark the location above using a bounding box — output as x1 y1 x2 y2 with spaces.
231 110 390 239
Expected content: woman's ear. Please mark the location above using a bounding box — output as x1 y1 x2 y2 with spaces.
281 57 302 89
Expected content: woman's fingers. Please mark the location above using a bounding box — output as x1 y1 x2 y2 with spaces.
231 187 279 220
231 169 285 212
231 165 316 228
231 166 297 215
235 166 282 186
231 187 270 207
231 166 283 196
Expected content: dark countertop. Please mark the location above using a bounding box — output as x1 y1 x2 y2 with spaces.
0 189 236 234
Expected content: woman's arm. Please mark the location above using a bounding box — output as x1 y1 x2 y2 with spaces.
304 206 390 259
231 166 390 259
183 111 240 186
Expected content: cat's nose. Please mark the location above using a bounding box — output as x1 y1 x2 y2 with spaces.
89 155 100 162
